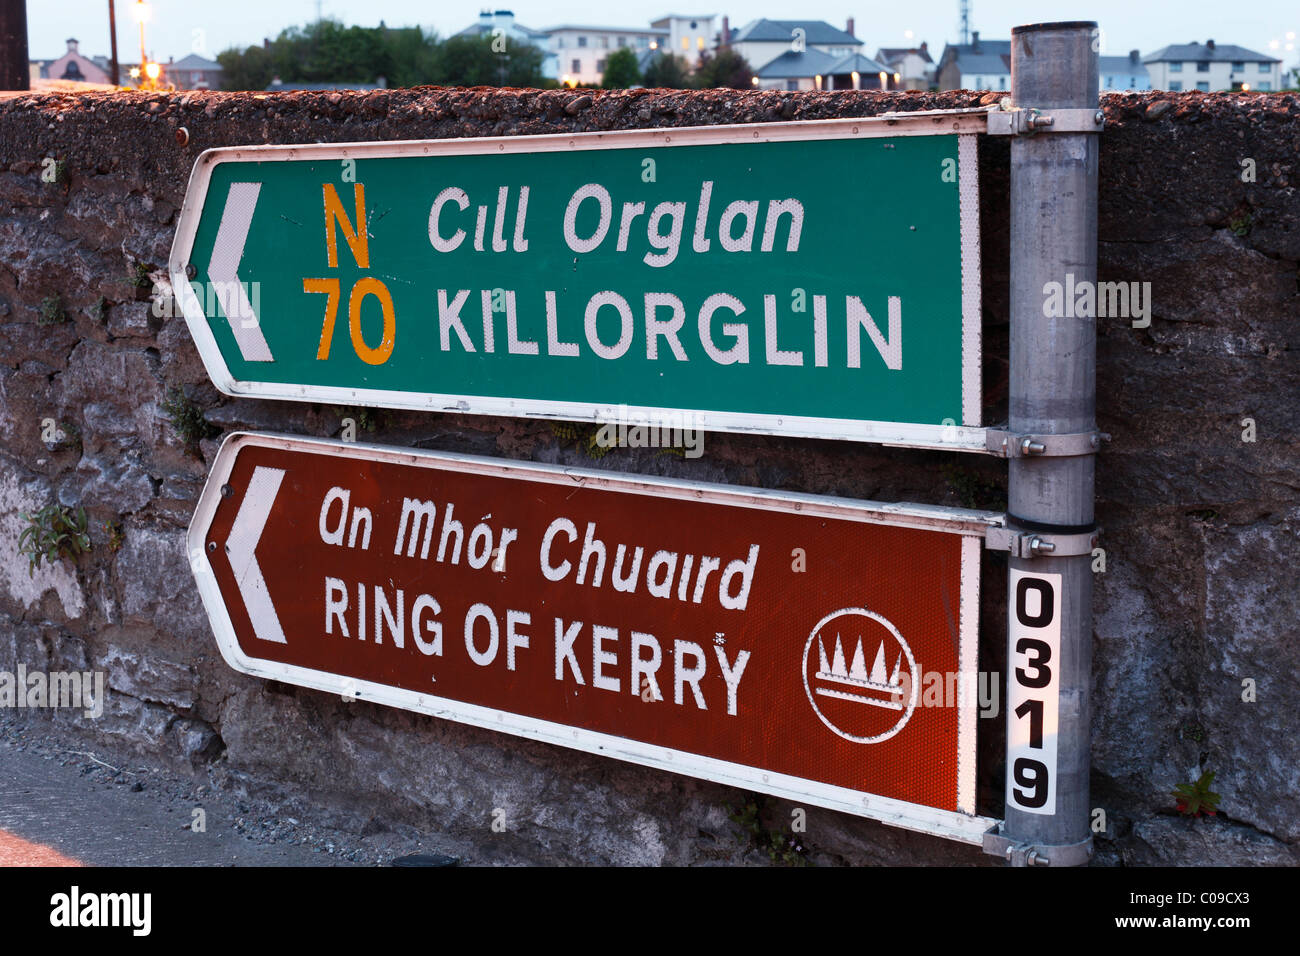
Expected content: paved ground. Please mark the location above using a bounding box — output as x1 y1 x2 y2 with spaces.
0 739 351 866
0 714 488 867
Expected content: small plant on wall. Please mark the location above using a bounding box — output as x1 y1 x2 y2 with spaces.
1172 770 1221 819
17 503 92 575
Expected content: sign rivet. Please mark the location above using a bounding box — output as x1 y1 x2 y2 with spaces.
221 484 233 498
207 541 216 552
185 263 197 279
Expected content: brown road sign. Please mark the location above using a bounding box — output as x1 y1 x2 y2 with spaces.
189 433 999 842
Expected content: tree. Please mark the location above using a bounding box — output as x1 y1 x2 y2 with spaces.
693 48 753 90
641 53 692 89
218 44 274 91
602 47 641 88
431 34 547 88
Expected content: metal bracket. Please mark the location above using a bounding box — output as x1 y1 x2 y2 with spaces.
986 525 1099 558
987 106 1106 136
985 428 1110 459
983 824 1094 867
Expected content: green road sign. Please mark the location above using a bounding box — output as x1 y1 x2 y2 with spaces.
170 113 986 449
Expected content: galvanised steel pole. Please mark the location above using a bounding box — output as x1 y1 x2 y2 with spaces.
1002 22 1099 866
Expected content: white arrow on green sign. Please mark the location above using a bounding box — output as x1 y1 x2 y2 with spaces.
169 112 986 449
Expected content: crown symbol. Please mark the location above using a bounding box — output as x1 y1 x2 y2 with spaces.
814 633 906 710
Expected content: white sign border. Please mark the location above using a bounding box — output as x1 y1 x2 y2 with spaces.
169 113 987 452
188 432 998 844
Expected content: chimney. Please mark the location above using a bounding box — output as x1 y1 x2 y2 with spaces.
846 18 855 38
1129 48 1139 64
971 30 980 51
722 16 729 46
66 38 79 53
920 41 928 54
1206 39 1215 51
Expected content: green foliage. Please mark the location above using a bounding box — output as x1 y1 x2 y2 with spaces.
92 296 109 322
601 48 642 89
550 421 613 459
130 262 152 289
1173 770 1221 818
218 20 548 90
642 53 693 89
1228 210 1252 236
17 503 91 575
38 295 67 327
728 797 810 866
103 519 125 553
162 387 219 449
693 48 754 89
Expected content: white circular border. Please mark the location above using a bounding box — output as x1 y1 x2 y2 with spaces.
801 606 919 745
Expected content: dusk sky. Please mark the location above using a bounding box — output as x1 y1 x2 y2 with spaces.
26 0 1300 68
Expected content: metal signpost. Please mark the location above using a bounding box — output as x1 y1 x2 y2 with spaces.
169 114 987 450
177 20 1102 865
189 432 1001 844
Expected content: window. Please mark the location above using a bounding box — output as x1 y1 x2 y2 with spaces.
596 58 606 72
1260 81 1271 90
617 37 625 47
571 58 580 72
1196 81 1209 91
690 21 697 29
1196 61 1209 72
1169 61 1182 72
1231 61 1244 71
1169 80 1182 91
1106 75 1114 88
597 36 608 49
1130 76 1136 87
697 36 704 50
1259 62 1270 73
636 37 647 48
577 36 587 47
999 75 1006 89
681 37 689 50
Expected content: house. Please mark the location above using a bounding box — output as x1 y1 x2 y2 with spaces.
1098 51 1150 92
754 48 895 91
1143 40 1282 92
37 38 110 85
875 42 934 91
547 25 668 86
456 10 558 80
168 53 223 90
936 32 1011 91
650 14 718 67
728 19 862 74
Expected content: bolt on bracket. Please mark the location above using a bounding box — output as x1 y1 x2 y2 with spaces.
985 428 1110 458
983 824 1094 867
987 105 1106 136
985 525 1099 558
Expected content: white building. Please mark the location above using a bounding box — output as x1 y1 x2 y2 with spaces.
875 43 934 91
728 18 861 74
455 10 558 80
650 14 718 67
1098 51 1150 92
548 24 668 86
1144 40 1282 92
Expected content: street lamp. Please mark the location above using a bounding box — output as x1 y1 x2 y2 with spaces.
131 0 152 89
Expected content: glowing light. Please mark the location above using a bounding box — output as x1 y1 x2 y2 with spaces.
130 0 151 24
904 29 914 40
128 66 140 78
1242 83 1250 91
879 70 888 89
145 62 161 80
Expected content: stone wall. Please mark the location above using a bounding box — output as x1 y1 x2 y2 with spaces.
0 86 1296 865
